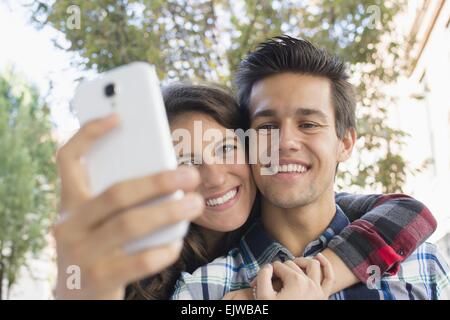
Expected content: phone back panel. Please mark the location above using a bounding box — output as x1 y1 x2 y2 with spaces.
73 62 177 194
72 62 188 252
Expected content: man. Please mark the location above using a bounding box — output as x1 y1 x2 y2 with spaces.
172 36 450 300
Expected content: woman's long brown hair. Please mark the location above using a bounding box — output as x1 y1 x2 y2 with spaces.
125 83 257 300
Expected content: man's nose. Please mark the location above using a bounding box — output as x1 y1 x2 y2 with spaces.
200 164 226 189
279 122 301 153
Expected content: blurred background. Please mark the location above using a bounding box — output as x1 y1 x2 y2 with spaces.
0 0 449 299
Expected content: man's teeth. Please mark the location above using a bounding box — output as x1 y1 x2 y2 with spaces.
270 164 308 173
206 188 238 207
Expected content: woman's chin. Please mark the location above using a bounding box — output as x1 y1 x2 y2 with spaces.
215 222 246 232
197 216 249 233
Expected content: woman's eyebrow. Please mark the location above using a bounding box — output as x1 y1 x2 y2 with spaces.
177 152 196 159
214 136 237 148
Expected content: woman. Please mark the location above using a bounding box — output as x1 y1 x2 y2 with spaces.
55 83 435 300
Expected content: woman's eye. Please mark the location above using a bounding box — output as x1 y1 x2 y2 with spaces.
257 124 278 130
178 158 197 166
217 144 237 156
223 144 236 153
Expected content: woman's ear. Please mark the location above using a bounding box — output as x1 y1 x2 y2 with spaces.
337 128 356 163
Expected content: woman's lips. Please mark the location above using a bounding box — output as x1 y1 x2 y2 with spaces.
205 186 241 211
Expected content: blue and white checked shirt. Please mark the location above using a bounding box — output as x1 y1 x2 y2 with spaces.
171 205 450 300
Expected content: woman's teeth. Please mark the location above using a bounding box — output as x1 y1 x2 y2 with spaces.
206 188 238 207
271 164 308 173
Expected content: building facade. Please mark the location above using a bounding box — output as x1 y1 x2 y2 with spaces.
390 0 450 258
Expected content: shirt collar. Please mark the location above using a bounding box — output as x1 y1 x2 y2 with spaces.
238 204 349 280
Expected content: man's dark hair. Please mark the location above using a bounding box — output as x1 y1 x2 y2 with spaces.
235 35 356 139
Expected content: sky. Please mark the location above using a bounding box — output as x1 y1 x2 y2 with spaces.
0 0 86 142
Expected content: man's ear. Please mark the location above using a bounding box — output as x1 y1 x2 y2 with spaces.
337 128 356 162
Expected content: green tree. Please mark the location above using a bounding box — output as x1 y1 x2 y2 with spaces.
30 0 417 193
0 68 57 300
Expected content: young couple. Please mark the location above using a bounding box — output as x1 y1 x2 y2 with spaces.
54 35 450 300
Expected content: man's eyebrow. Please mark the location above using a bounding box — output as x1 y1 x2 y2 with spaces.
295 108 328 121
251 107 328 121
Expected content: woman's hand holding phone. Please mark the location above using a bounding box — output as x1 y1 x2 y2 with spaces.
54 115 204 299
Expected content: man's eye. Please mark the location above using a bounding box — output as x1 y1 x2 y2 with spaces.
299 122 319 129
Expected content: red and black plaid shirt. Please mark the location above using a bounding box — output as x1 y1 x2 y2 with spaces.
332 192 436 282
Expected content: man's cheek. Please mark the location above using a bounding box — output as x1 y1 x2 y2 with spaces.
256 131 280 176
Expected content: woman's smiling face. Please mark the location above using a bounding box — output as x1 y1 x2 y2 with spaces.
170 112 256 232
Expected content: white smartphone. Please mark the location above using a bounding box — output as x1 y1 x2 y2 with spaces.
72 62 188 254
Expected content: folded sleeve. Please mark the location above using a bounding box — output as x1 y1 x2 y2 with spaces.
331 193 437 283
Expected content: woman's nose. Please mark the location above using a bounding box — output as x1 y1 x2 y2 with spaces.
200 164 226 189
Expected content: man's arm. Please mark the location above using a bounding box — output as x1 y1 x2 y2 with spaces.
326 193 437 293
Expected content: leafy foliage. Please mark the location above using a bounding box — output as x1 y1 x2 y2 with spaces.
0 68 57 299
29 0 417 192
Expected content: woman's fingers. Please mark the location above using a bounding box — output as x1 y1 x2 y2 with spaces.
255 264 276 300
57 114 120 211
293 257 322 286
75 192 204 266
58 114 120 161
83 167 200 227
56 167 201 243
314 253 335 295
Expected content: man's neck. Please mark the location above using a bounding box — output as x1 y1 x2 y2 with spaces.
261 189 337 257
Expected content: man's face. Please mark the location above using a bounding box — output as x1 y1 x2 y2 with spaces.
249 72 354 209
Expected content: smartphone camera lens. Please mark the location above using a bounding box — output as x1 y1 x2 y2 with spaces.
104 83 116 97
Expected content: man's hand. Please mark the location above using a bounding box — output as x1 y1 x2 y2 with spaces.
253 253 335 300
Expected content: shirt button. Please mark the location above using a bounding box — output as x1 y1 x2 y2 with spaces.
397 249 405 256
